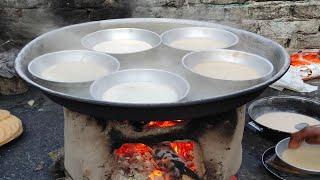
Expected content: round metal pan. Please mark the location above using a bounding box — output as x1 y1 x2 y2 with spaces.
182 50 274 86
15 18 290 120
262 147 320 180
248 96 320 141
276 137 320 174
90 69 190 104
28 50 120 87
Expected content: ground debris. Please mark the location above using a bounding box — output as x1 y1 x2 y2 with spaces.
34 161 45 172
48 148 67 179
27 100 35 107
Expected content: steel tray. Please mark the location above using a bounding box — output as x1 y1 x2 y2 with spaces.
15 18 290 120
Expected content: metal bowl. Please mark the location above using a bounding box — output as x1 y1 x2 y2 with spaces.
276 137 320 174
182 50 274 86
28 50 120 86
248 96 320 137
161 27 239 51
81 28 161 54
90 69 190 104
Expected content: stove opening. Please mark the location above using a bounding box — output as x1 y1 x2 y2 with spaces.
113 140 201 180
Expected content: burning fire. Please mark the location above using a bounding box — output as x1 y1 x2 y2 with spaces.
146 120 183 128
115 141 196 179
115 143 152 158
170 141 195 171
148 169 164 180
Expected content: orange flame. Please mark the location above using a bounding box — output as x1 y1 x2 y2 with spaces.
148 169 164 180
170 141 195 171
115 143 152 158
115 141 197 177
146 120 183 128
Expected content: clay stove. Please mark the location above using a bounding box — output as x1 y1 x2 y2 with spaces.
64 106 245 180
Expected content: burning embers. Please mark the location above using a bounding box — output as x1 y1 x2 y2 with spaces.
146 120 183 129
113 140 201 180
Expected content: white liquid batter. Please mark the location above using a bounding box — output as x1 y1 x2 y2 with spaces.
282 144 320 171
255 112 320 133
170 38 228 51
192 61 260 80
41 61 108 82
103 82 179 104
93 39 152 54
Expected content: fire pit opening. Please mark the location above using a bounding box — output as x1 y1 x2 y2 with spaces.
113 140 200 180
64 106 245 180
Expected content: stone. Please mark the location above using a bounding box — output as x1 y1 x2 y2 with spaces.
201 0 246 4
240 20 261 33
0 48 19 79
0 76 28 95
290 33 320 49
247 1 291 20
0 41 29 95
293 1 320 19
0 0 49 9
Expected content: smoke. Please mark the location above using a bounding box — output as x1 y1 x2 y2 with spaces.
0 0 132 44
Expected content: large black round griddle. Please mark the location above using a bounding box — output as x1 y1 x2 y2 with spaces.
15 18 290 120
248 96 320 141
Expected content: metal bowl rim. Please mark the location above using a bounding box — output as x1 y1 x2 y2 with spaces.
160 26 239 50
15 18 290 108
89 68 191 104
248 96 320 133
27 49 120 84
261 146 286 180
81 27 162 54
248 95 320 121
181 49 274 82
275 137 320 174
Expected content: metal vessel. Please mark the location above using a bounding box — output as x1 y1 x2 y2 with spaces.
15 18 290 120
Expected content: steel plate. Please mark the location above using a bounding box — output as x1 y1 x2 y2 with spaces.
15 18 290 120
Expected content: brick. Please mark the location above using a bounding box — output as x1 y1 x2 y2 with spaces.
290 33 320 49
201 0 246 4
258 20 320 39
293 1 320 19
247 1 291 20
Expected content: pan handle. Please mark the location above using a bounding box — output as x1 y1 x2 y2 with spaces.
248 121 263 133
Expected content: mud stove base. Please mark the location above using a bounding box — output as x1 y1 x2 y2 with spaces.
64 106 245 180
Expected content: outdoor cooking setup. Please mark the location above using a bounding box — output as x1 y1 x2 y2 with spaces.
15 18 289 180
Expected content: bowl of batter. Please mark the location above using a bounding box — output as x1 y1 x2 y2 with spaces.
248 96 320 138
276 137 320 174
161 27 239 51
28 50 120 87
182 50 274 87
81 28 161 54
90 69 190 104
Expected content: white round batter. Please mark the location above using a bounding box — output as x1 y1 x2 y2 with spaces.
255 112 320 133
103 82 179 104
170 37 228 51
41 61 108 82
93 39 152 54
282 144 320 171
192 61 260 80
